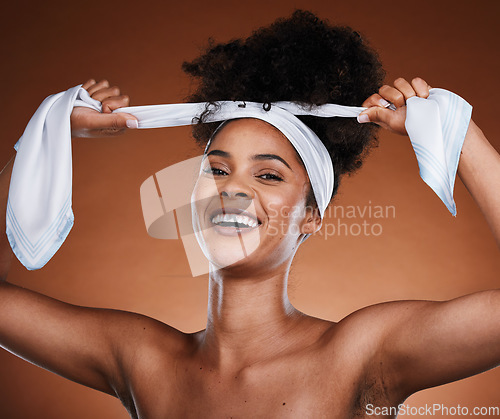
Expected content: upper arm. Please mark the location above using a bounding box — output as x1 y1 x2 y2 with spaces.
0 281 181 397
0 156 14 281
458 120 500 245
381 290 500 397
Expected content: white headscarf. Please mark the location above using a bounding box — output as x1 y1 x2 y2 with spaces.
6 86 471 270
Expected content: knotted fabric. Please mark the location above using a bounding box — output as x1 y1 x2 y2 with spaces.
6 86 471 270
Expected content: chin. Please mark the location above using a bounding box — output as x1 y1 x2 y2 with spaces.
191 197 266 270
195 223 263 270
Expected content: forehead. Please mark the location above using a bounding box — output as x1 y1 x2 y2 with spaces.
206 118 304 166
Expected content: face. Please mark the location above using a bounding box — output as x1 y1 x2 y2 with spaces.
191 118 321 274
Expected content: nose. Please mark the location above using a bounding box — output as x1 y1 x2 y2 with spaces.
218 173 254 200
221 190 249 199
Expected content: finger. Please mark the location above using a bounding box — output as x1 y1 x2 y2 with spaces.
357 106 406 134
81 79 96 90
87 79 110 96
86 112 138 133
101 95 130 113
393 78 416 101
411 77 430 98
379 85 406 108
91 86 121 103
362 93 394 109
357 106 392 124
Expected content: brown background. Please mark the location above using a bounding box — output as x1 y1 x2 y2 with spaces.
0 0 499 417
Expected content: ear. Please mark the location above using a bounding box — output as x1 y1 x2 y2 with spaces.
299 206 322 237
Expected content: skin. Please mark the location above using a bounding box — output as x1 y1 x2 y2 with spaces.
191 118 318 272
0 77 499 418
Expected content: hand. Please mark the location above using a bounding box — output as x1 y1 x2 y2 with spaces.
71 79 138 138
358 77 432 136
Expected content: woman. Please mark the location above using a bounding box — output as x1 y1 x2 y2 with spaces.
1 11 499 418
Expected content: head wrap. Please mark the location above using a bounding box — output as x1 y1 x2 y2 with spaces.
109 99 365 219
7 86 471 270
198 101 364 218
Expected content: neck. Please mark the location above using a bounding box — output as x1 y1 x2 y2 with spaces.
199 260 307 369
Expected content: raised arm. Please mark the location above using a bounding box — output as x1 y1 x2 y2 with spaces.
358 78 500 399
359 77 500 245
0 157 13 281
457 120 500 244
1 153 118 395
0 81 152 398
350 293 500 402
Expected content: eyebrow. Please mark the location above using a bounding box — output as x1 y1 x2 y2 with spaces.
205 149 292 170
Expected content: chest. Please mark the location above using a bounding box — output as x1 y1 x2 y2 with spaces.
127 353 393 419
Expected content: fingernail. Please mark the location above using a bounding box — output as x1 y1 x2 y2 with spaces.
126 119 138 129
357 114 370 123
379 98 391 108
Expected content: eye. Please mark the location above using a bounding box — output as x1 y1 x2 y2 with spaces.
258 173 283 181
203 166 228 176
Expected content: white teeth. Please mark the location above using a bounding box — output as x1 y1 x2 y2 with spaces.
211 213 258 228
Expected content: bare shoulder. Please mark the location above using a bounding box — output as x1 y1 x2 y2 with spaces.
101 308 195 360
323 291 500 400
305 300 432 369
324 299 431 342
98 308 195 382
85 308 196 416
315 300 435 409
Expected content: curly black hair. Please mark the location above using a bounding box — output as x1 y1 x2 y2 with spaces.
182 10 385 205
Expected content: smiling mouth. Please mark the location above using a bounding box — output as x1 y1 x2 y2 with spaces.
209 208 261 234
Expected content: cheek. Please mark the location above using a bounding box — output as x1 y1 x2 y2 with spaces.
264 189 306 231
192 175 218 201
191 175 220 215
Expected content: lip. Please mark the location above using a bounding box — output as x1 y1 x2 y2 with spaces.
207 207 262 236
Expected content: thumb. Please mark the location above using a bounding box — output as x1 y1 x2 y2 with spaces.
357 106 393 126
357 106 407 135
117 112 139 129
87 111 138 134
